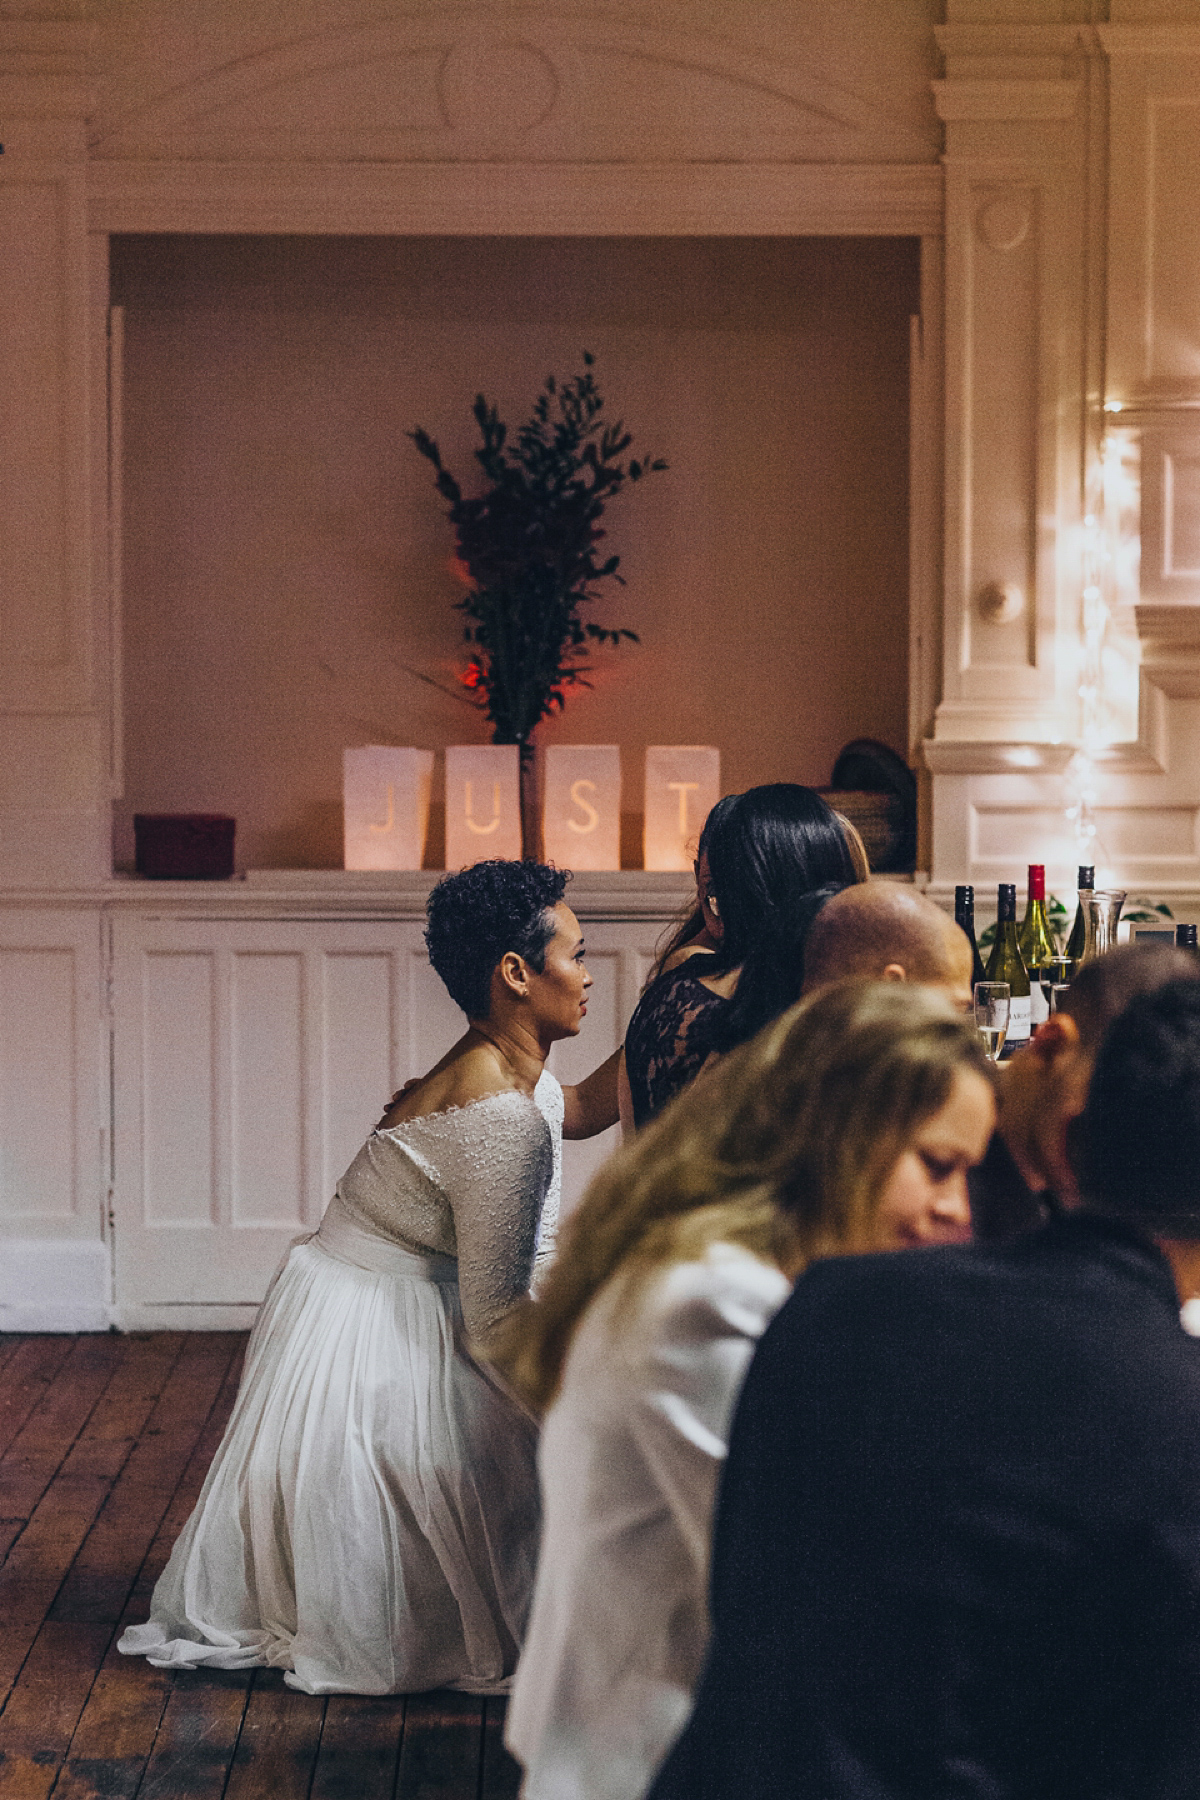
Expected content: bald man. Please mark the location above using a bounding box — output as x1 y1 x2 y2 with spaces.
802 880 974 1010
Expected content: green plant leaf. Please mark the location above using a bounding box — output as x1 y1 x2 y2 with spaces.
411 355 667 744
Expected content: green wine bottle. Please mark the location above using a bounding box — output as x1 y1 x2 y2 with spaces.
986 883 1031 1059
1018 864 1058 1029
954 885 987 989
1066 865 1094 963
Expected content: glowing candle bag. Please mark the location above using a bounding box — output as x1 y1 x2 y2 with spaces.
643 747 720 871
542 746 621 871
343 748 434 871
445 745 522 868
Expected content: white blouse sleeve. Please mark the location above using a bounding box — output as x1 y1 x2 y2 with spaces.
626 1253 792 1577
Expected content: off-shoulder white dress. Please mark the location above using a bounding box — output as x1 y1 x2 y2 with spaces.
119 1073 563 1696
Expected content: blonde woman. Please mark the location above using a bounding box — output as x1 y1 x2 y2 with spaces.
496 982 993 1800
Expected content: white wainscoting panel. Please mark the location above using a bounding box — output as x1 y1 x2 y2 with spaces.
113 917 426 1327
0 947 77 1219
230 952 305 1228
0 907 106 1331
321 950 394 1201
110 908 665 1328
142 951 215 1227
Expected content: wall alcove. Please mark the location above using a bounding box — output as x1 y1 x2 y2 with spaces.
110 230 920 872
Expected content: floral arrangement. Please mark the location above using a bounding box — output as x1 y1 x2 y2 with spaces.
411 355 667 827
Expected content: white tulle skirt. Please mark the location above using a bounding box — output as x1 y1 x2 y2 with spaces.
118 1197 541 1695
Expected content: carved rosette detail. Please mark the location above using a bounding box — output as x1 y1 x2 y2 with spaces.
976 194 1032 253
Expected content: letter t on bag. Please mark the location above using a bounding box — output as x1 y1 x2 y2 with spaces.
644 748 720 870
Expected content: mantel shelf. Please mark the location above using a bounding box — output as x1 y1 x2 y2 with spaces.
0 869 696 921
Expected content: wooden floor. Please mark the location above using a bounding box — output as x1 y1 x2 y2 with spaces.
0 1333 521 1800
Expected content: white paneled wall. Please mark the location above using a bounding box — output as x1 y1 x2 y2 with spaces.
0 909 106 1331
99 895 675 1330
112 917 426 1326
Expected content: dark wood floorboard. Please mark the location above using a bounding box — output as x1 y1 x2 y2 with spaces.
0 1335 526 1800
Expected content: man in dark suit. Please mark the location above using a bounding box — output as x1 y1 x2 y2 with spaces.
649 978 1200 1800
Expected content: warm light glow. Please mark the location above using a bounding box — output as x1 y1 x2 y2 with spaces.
445 746 521 867
344 748 434 871
1065 429 1142 862
543 746 621 870
644 747 721 871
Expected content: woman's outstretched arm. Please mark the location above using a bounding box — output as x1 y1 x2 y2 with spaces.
561 1045 623 1139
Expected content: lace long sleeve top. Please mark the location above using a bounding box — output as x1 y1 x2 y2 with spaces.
333 1085 554 1344
624 963 731 1129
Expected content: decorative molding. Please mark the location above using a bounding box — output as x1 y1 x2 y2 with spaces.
86 158 945 239
0 870 695 921
1097 26 1200 58
935 25 1092 58
923 739 1074 776
932 80 1082 123
88 13 938 167
0 20 90 122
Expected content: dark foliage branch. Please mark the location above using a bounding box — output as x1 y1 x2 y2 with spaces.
411 353 667 746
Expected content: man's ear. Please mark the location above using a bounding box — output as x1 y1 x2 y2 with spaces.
881 963 907 984
1030 1012 1080 1061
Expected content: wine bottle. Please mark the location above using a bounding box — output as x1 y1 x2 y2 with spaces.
1065 865 1094 963
1177 924 1198 952
954 885 986 989
986 883 1031 1059
1018 864 1058 1028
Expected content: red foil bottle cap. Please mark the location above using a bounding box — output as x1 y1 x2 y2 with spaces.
1027 864 1046 901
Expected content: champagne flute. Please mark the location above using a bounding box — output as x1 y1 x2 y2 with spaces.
974 982 1010 1063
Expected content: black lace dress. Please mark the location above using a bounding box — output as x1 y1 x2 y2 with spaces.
624 960 731 1129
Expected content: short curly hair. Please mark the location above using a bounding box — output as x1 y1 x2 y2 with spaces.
425 860 571 1019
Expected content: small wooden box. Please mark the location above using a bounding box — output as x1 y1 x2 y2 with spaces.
134 814 236 880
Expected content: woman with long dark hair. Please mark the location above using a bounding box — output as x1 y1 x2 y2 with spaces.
623 784 863 1127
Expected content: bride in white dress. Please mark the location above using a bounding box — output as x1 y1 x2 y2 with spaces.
119 859 591 1696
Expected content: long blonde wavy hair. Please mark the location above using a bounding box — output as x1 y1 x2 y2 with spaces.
493 980 988 1413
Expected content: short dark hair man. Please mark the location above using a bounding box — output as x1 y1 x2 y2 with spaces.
971 941 1200 1239
649 978 1200 1800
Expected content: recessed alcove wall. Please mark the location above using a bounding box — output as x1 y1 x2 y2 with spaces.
112 233 918 871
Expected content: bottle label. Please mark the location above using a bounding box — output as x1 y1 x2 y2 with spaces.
1029 982 1049 1027
1004 994 1032 1053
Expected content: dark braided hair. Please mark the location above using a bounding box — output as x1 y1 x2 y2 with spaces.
425 860 571 1019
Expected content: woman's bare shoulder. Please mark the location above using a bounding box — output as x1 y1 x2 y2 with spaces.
658 943 718 977
381 1043 528 1130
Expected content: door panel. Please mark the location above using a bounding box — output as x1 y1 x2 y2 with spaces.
112 913 663 1326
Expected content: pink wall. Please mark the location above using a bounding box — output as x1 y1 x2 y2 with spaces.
112 233 918 870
